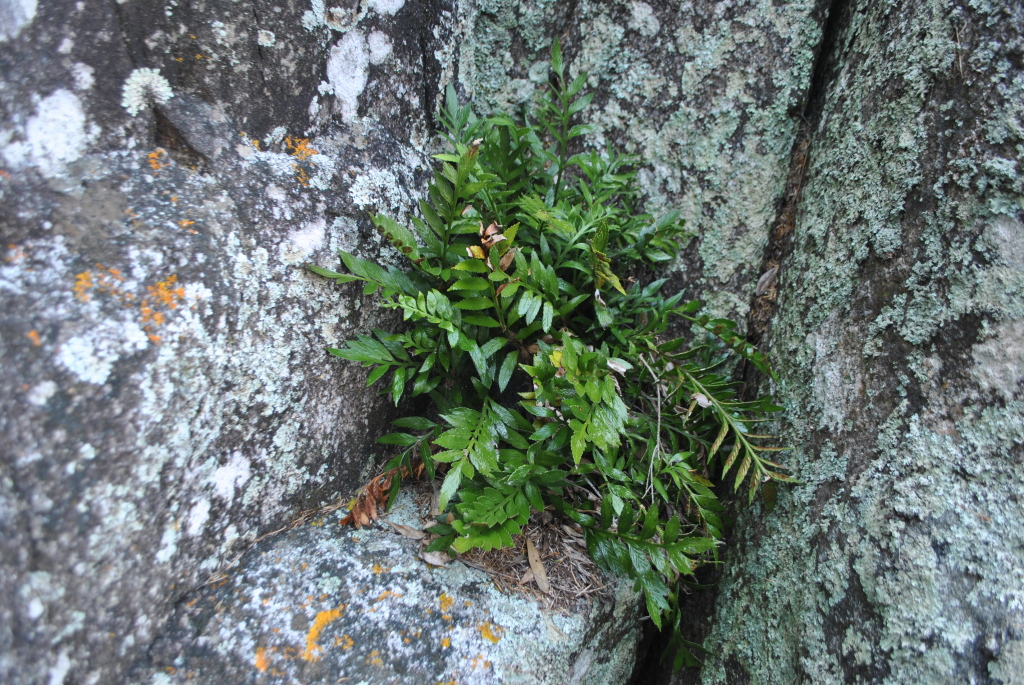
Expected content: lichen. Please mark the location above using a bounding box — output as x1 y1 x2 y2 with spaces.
121 68 174 117
2 88 94 178
702 0 1024 681
452 0 823 322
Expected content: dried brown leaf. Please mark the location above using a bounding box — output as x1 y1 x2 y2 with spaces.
388 522 427 540
421 550 451 567
499 247 516 272
526 538 550 594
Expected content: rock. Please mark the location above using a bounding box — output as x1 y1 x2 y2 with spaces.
456 0 828 322
702 0 1024 682
0 2 459 682
131 489 641 684
0 0 833 682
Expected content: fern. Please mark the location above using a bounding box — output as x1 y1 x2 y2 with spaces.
313 40 795 670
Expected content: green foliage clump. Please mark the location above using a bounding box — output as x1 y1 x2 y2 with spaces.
311 42 794 668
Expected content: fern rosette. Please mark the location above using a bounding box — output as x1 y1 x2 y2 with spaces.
311 41 794 669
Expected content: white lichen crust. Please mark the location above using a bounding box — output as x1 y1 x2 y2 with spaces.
121 68 174 117
134 489 641 683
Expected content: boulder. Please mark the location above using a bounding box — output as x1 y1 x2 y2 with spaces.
702 0 1024 682
456 0 828 320
0 1 458 682
131 489 641 684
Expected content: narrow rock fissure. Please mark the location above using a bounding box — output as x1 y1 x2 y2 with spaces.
250 5 271 93
629 1 855 682
739 0 853 398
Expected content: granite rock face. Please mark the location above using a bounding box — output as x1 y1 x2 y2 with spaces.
0 1 457 683
703 0 1024 682
132 489 641 684
0 0 829 683
456 0 827 320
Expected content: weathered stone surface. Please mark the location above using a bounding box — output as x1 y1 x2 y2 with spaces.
0 0 829 682
456 0 827 320
131 489 641 684
0 1 457 682
703 0 1024 682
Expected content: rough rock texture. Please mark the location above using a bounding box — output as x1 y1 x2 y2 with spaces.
0 0 829 683
0 1 457 683
455 0 827 320
703 0 1024 682
131 489 641 684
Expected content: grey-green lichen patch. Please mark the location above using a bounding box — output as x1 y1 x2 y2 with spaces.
135 488 641 684
703 0 1024 682
452 0 824 322
989 639 1024 685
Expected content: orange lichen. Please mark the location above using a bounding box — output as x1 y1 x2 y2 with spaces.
367 650 383 667
27 330 41 346
439 593 454 612
254 647 271 672
374 590 402 602
178 219 195 228
74 265 132 304
139 275 186 337
476 621 504 644
340 634 353 650
148 149 168 171
74 271 93 301
302 604 346 661
5 244 26 264
285 136 318 161
441 637 451 648
147 275 185 310
372 563 389 574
